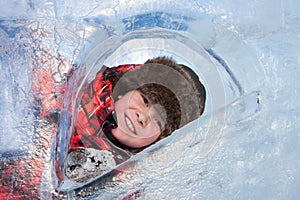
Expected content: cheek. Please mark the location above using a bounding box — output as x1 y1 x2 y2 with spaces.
126 137 155 148
114 100 123 112
140 124 161 138
113 129 160 148
139 131 161 145
114 99 129 119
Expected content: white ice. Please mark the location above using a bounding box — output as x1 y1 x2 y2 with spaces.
0 0 299 199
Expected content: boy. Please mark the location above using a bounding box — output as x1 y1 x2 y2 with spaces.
65 57 206 182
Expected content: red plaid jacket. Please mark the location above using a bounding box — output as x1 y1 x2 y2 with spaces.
0 63 141 199
70 64 141 162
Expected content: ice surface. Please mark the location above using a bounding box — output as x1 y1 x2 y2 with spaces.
0 0 300 199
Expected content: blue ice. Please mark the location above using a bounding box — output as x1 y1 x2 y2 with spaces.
0 0 299 199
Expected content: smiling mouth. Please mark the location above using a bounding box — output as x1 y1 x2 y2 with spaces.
125 114 137 135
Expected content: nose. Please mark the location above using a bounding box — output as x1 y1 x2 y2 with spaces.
136 107 150 127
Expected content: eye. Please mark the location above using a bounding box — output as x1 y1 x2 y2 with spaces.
141 94 149 105
155 119 164 132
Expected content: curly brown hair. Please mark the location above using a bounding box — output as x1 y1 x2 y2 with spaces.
112 56 206 152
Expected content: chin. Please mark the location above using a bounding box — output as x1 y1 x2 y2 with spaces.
128 140 152 149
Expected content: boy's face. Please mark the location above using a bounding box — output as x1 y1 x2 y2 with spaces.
112 90 167 148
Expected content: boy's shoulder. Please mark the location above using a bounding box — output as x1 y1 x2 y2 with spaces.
102 64 141 75
94 64 141 83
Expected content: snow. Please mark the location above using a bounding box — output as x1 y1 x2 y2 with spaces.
0 0 299 199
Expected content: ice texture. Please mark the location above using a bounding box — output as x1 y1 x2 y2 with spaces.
0 0 300 199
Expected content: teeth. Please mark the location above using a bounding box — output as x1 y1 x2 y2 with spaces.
125 116 134 132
